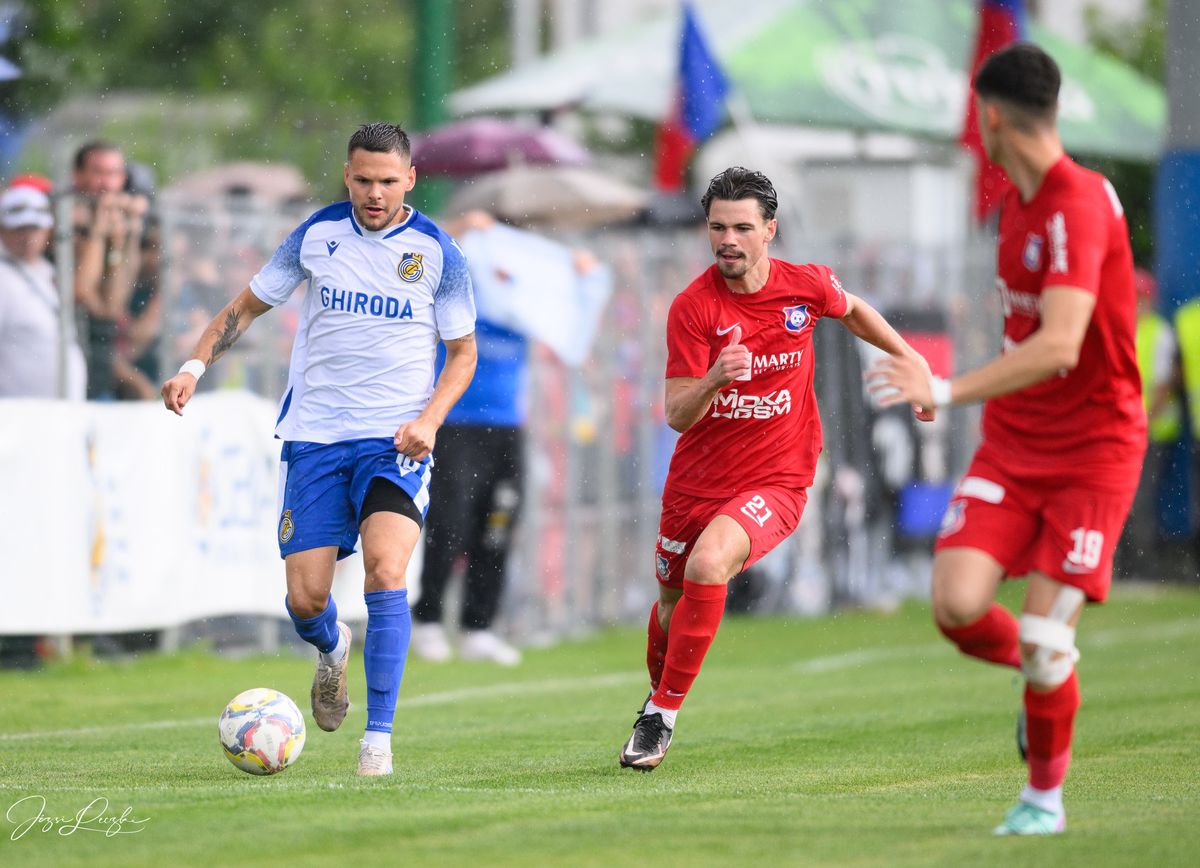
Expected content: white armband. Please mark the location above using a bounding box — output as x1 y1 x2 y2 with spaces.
178 359 206 381
929 376 953 409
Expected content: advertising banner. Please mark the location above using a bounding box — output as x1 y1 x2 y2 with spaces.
0 393 390 635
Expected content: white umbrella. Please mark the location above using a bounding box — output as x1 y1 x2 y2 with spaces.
446 164 648 229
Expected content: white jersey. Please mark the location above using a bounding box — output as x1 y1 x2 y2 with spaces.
250 202 475 444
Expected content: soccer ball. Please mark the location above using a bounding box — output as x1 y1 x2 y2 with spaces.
218 688 306 775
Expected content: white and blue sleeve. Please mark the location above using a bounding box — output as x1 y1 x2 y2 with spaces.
250 221 310 306
434 237 476 341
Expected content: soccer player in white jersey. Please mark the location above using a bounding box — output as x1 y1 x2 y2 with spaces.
161 123 477 776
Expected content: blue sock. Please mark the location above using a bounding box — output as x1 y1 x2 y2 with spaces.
286 594 340 654
364 589 411 735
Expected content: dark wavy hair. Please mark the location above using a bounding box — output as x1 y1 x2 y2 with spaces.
348 123 412 159
700 167 778 220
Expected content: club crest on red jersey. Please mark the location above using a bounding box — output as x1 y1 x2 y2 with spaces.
782 304 811 334
938 499 966 538
1022 233 1043 271
656 553 670 581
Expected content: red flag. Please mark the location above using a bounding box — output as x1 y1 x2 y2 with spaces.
654 122 694 193
961 0 1025 222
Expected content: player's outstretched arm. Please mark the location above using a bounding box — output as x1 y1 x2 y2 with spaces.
160 287 273 416
394 332 478 461
664 325 750 432
868 286 1095 413
838 292 936 422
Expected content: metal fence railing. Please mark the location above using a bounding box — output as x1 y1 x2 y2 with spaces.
34 194 1000 646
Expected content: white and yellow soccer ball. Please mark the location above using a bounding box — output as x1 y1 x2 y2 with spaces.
218 688 306 775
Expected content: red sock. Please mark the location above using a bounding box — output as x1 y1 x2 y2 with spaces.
938 603 1021 669
651 580 727 711
1025 671 1080 790
646 602 668 691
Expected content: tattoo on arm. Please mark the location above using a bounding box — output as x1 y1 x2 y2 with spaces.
207 308 243 366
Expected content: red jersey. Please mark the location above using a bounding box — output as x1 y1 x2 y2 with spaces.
663 259 847 498
982 156 1146 487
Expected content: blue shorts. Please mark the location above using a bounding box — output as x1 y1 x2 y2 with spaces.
276 438 434 560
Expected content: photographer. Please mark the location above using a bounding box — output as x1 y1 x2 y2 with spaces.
71 141 149 400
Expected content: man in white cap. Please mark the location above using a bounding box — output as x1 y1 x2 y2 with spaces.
0 185 87 399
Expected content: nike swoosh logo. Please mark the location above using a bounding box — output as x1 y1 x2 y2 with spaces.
665 690 685 697
715 323 740 336
1060 559 1093 575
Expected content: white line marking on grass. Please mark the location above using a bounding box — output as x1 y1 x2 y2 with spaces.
0 781 578 796
788 616 1200 674
2 617 1191 744
0 717 214 742
397 672 642 706
792 644 940 673
1086 618 1198 647
0 672 645 742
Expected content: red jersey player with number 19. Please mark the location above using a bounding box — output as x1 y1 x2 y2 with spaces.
870 44 1146 836
617 167 934 771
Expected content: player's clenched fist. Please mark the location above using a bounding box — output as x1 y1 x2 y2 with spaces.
706 324 751 386
394 417 438 462
161 373 198 416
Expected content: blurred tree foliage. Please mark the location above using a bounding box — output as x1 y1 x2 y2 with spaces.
11 0 509 188
1077 0 1166 267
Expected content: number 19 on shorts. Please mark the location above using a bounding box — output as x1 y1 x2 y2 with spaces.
1067 527 1104 570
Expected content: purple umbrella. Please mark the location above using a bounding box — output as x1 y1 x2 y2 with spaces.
411 118 590 177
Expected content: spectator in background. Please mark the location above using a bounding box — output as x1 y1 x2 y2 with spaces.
0 183 87 399
410 210 603 666
71 141 149 399
8 173 53 195
1116 268 1182 577
113 160 162 400
112 219 163 400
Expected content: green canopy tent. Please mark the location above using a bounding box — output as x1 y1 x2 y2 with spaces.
450 0 1164 162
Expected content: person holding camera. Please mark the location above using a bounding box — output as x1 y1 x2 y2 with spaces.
71 141 149 400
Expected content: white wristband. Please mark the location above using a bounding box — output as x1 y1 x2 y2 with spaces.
929 375 953 409
178 359 206 381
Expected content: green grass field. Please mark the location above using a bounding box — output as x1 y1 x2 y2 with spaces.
1 583 1197 867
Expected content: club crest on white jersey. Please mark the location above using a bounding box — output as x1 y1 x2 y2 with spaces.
398 252 424 283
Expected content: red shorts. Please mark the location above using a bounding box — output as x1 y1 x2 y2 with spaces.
654 485 808 589
934 451 1138 602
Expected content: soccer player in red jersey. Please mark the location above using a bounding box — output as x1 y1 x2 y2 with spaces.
617 166 934 771
870 44 1146 835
